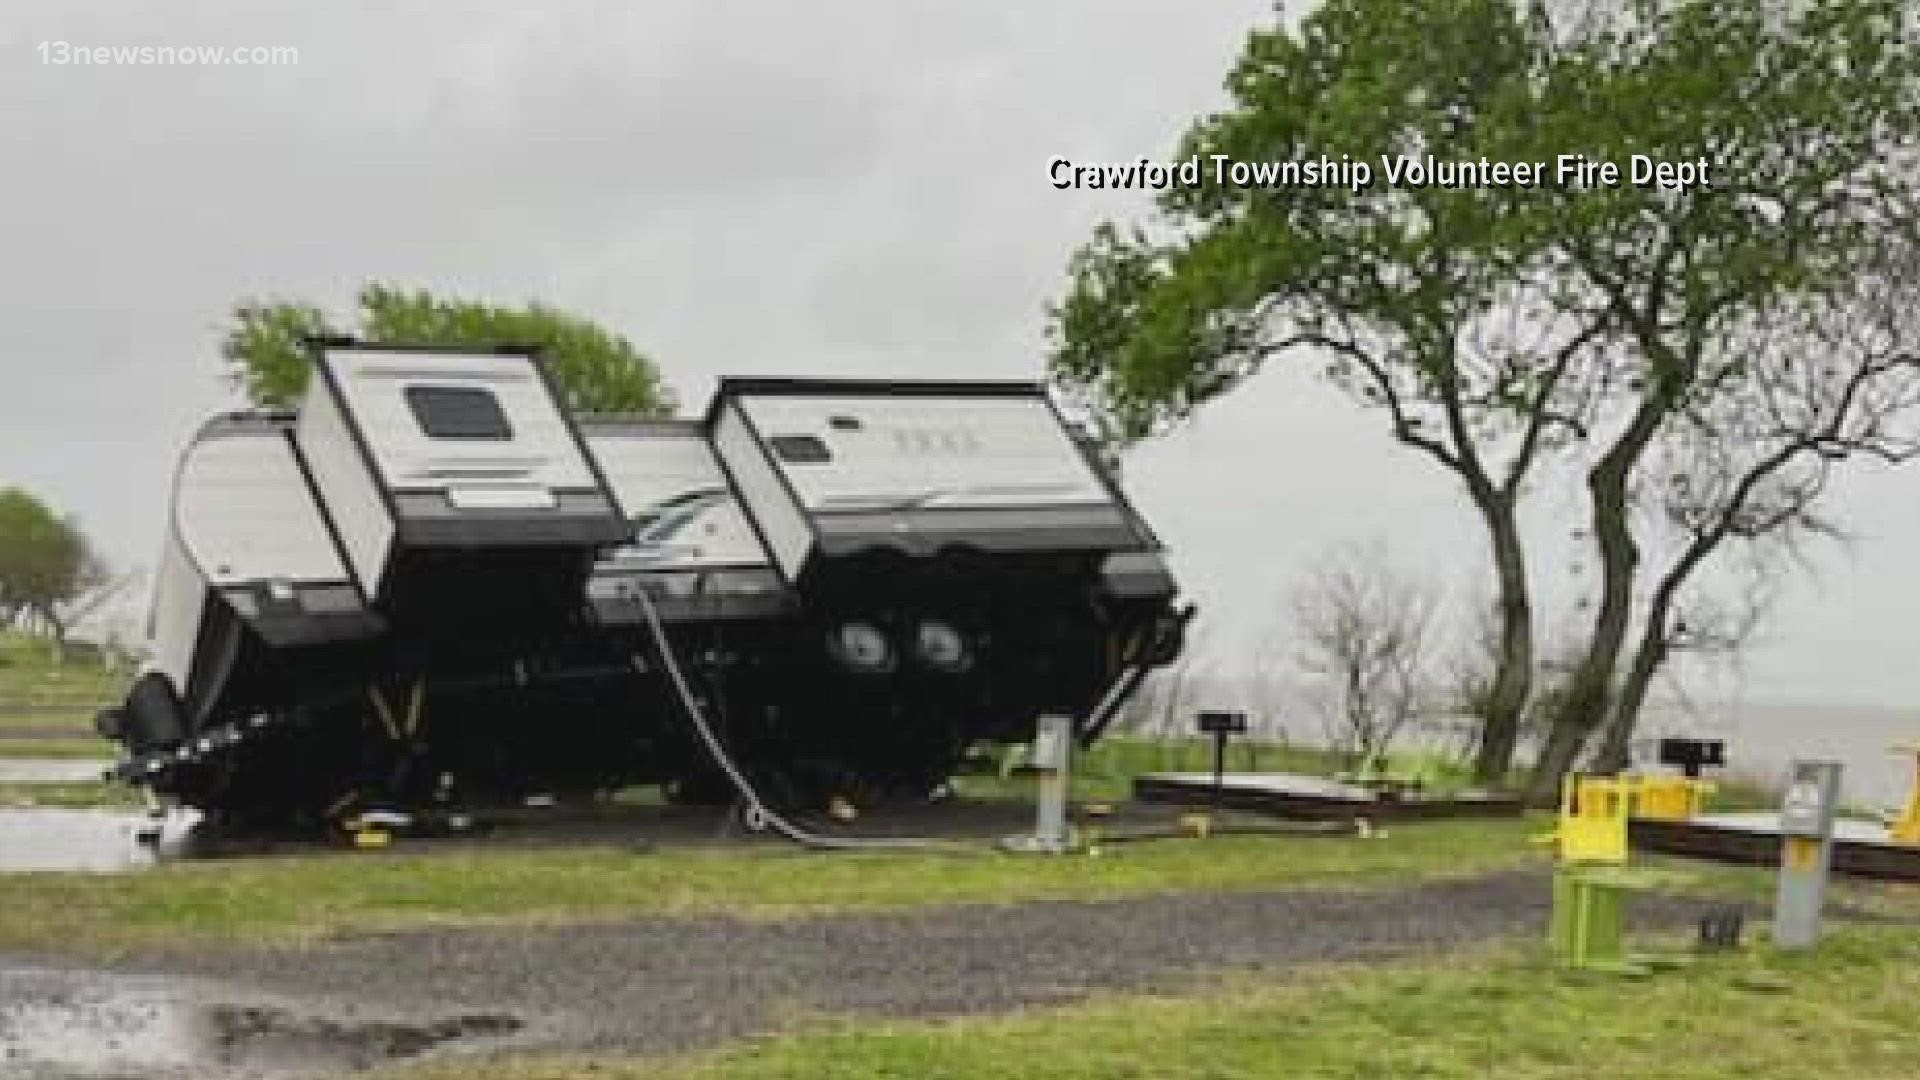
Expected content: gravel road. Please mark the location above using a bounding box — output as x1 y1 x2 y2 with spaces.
0 869 1720 1078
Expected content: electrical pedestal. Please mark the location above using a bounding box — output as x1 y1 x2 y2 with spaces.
1773 760 1841 951
1003 714 1075 854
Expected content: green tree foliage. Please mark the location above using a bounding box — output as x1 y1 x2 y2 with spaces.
1520 2 1920 794
0 488 104 649
1048 0 1920 790
1053 0 1585 783
221 284 676 415
223 301 333 409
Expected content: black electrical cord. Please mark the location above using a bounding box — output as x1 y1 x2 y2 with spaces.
635 590 978 853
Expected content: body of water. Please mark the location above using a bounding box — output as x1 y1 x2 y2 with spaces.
1635 701 1920 812
1125 672 1920 812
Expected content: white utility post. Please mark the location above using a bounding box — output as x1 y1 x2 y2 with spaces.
1003 713 1075 854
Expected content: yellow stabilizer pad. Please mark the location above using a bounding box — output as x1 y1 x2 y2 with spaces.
1635 776 1714 822
1554 776 1632 865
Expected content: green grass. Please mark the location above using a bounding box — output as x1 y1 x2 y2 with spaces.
0 630 126 704
383 926 1920 1080
0 630 124 764
0 816 1544 956
0 630 125 750
0 779 141 810
0 711 102 733
0 736 116 759
957 737 1482 804
1633 850 1920 921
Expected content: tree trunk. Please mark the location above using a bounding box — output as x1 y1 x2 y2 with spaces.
1527 453 1642 801
1589 434 1803 774
1528 715 1591 804
1470 501 1534 784
1591 625 1668 773
1591 531 1717 774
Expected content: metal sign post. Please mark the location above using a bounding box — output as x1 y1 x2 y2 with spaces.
1773 760 1841 951
1196 710 1248 812
1657 737 1726 779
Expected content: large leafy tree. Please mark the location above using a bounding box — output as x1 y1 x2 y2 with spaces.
0 487 107 654
222 283 675 415
1048 0 1920 790
1053 0 1595 783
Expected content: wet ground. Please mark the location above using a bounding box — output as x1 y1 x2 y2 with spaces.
0 761 110 786
0 869 1718 1078
0 756 187 872
0 810 181 874
0 967 531 1079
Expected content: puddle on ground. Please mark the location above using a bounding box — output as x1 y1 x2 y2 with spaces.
0 760 112 785
0 968 523 1079
0 809 199 873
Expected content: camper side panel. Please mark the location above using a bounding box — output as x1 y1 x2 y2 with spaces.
296 383 395 593
327 350 598 496
307 346 624 550
178 430 350 587
738 395 1111 513
713 403 812 582
147 528 207 691
720 386 1150 567
586 425 771 571
583 421 788 623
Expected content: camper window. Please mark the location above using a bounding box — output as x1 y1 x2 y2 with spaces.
769 434 831 463
404 385 514 441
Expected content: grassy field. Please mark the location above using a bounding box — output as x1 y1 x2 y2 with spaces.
0 815 1544 956
0 777 139 809
0 731 117 758
0 630 123 756
0 689 1912 1080
0 665 1553 958
954 734 1484 805
381 925 1920 1080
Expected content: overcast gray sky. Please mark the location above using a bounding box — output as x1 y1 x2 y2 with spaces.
1 2 1914 707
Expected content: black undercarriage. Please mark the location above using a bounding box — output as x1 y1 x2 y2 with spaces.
105 549 1185 833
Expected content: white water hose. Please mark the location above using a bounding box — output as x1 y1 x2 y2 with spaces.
635 590 976 853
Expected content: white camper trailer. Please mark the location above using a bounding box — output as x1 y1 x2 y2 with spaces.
105 359 1187 826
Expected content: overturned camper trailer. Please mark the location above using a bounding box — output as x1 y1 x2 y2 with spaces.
101 343 1186 827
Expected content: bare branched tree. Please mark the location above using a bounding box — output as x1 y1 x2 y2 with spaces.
1586 259 1920 769
1292 547 1437 768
